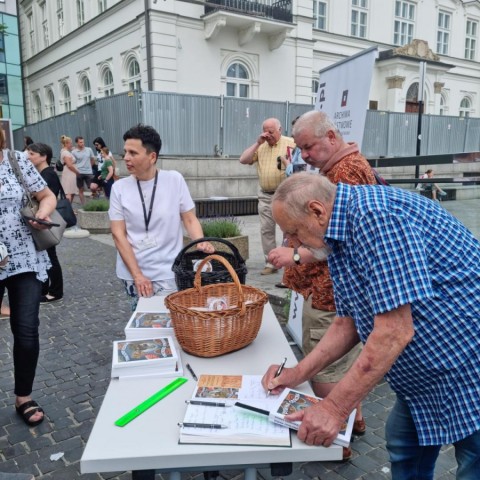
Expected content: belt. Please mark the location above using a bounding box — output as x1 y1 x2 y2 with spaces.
261 190 275 195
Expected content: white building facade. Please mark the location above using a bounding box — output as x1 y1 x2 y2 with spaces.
18 0 480 124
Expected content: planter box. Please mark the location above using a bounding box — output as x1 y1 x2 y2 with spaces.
77 210 111 234
183 235 249 261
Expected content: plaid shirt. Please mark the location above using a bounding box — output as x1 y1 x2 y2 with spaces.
326 183 480 445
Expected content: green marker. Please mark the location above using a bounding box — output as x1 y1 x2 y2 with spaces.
115 377 188 427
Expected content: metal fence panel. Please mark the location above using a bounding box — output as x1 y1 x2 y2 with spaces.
95 92 142 155
142 92 220 156
13 94 480 158
362 110 388 157
222 98 288 156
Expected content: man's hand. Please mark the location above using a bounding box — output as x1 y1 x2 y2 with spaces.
261 364 302 395
289 397 347 447
268 246 295 269
256 132 270 145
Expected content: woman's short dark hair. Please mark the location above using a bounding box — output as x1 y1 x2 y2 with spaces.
27 142 53 165
123 124 162 157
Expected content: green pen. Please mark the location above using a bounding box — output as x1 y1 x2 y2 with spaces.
115 377 188 427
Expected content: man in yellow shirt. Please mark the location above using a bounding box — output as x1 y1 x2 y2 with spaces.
240 118 295 275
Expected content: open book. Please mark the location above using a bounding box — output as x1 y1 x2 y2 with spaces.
267 388 356 447
178 374 291 447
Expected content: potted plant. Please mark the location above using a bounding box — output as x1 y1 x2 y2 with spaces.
77 199 111 234
184 216 249 260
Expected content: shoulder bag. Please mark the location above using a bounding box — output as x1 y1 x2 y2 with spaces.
56 184 77 228
8 150 66 251
55 158 64 172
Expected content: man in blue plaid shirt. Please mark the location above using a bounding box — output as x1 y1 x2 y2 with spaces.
263 173 480 479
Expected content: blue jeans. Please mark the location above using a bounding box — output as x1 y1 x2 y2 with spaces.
386 396 480 479
0 272 42 397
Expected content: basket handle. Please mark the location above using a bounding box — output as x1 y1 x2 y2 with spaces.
173 237 244 269
193 254 246 315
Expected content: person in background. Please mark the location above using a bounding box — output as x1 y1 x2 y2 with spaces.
268 111 376 460
72 136 97 205
59 135 79 204
90 146 115 198
0 127 57 427
264 173 480 479
27 142 64 303
23 136 34 152
109 124 215 311
239 117 295 275
417 169 447 201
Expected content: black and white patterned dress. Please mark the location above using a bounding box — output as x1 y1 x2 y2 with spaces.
0 150 50 282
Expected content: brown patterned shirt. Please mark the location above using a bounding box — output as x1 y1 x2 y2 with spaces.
283 145 376 311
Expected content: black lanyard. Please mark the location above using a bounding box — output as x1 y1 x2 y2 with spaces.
136 170 158 235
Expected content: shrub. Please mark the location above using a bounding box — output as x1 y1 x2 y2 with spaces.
83 199 110 212
200 216 243 238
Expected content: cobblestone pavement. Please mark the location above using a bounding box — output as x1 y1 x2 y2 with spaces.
1 198 476 479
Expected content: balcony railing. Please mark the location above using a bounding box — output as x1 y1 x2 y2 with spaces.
205 0 292 23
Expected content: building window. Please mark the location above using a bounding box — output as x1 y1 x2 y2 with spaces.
312 79 319 105
99 0 107 13
28 13 36 55
459 97 472 117
103 68 114 96
32 94 42 123
226 63 250 98
57 0 64 38
127 58 141 91
45 89 55 118
313 1 327 30
394 1 415 46
0 74 8 104
60 83 71 113
77 0 85 27
437 10 451 55
465 19 477 60
351 0 367 38
79 75 92 104
41 3 49 48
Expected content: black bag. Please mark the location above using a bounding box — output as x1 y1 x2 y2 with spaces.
56 185 77 228
55 158 64 172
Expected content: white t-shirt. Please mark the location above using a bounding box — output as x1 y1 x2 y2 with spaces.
108 170 195 281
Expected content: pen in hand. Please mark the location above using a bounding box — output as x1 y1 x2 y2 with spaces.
267 356 287 396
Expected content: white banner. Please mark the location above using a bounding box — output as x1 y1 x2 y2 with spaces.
315 46 378 149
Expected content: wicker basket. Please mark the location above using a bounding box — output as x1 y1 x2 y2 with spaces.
172 237 247 291
165 254 268 357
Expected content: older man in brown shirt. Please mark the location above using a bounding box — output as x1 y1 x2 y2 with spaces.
240 118 295 275
268 110 377 460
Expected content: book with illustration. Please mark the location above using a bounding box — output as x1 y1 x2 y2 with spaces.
124 311 174 339
268 388 356 447
178 374 291 447
111 336 182 379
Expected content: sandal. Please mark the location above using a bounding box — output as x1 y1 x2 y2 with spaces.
15 400 44 427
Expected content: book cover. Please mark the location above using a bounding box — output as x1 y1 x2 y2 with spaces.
268 388 355 447
111 337 182 379
124 311 174 339
179 375 291 447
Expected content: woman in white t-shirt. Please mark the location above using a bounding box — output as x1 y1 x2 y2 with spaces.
109 124 214 310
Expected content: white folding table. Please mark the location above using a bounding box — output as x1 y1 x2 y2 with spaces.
80 298 342 479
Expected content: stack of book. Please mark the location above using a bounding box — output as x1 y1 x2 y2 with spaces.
124 310 174 339
111 336 181 379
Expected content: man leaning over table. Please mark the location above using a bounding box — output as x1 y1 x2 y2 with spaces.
239 117 295 275
268 110 377 461
263 173 480 480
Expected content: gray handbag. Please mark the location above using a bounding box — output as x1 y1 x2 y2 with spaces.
8 150 66 251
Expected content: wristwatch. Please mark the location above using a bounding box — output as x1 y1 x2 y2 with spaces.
293 247 301 265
